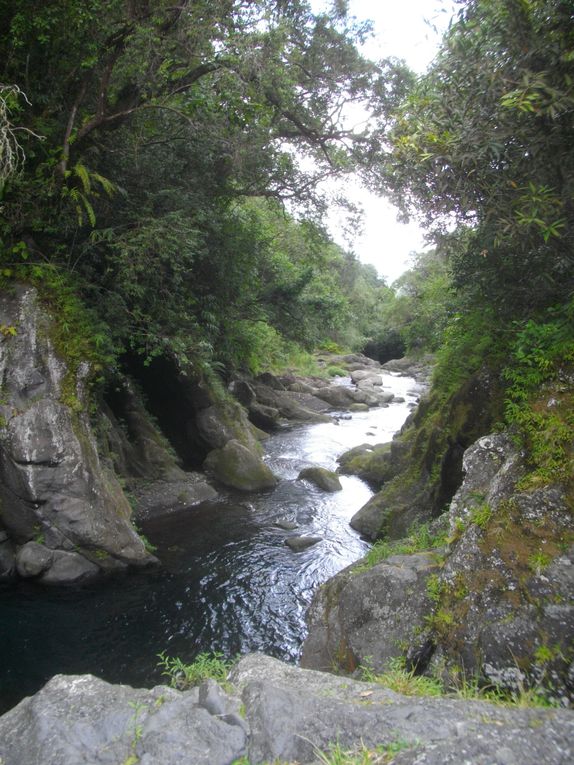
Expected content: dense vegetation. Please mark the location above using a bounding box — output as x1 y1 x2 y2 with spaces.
1 0 573 484
0 0 405 379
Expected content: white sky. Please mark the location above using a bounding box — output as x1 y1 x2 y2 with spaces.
311 0 458 283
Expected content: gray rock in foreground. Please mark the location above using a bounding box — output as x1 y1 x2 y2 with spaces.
1 654 573 765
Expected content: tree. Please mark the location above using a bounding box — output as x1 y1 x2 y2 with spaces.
375 0 574 315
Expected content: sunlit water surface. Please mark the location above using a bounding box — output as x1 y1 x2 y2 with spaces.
0 372 421 712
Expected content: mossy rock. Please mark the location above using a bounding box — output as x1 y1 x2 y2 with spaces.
298 466 342 492
204 439 278 492
337 442 394 487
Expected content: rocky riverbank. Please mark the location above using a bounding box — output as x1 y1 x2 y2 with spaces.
1 653 572 765
0 285 416 585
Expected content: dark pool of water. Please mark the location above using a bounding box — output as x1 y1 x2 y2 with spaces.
0 373 421 713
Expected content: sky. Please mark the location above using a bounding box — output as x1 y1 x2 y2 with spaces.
311 0 458 284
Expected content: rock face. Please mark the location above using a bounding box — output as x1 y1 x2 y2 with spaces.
431 433 574 704
301 552 440 674
0 286 155 583
303 430 574 704
1 654 572 765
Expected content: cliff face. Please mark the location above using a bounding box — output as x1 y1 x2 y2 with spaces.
0 285 156 583
302 430 574 705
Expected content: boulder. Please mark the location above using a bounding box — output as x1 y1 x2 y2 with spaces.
284 535 322 552
252 382 331 423
132 474 218 519
0 674 247 765
337 442 395 487
298 466 342 492
0 286 156 583
1 654 572 765
15 541 53 578
301 552 440 674
312 385 357 409
39 549 100 585
204 440 278 491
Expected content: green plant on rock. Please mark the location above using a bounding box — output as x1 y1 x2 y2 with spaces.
157 651 232 691
360 657 443 698
528 551 553 576
314 739 414 765
469 502 492 530
356 521 447 572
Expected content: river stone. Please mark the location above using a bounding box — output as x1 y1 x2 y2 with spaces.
349 402 369 412
313 385 357 409
248 401 281 430
252 383 331 423
298 466 342 492
40 549 101 585
274 518 298 530
132 474 218 519
284 535 322 552
15 541 54 578
301 552 439 674
351 369 383 384
204 439 278 491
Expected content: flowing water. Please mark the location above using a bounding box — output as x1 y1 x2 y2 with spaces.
0 372 421 713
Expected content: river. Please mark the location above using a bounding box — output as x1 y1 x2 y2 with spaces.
0 371 421 713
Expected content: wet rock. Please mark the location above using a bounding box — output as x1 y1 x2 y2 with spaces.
40 549 100 585
274 519 298 530
15 541 53 578
284 535 322 552
204 440 278 492
298 466 342 492
132 474 218 519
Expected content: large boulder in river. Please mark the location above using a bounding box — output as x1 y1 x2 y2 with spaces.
1 654 572 765
0 285 155 583
204 439 278 491
298 466 342 492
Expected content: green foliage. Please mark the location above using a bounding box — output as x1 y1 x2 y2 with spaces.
469 503 493 530
503 300 574 486
379 0 574 316
314 739 414 765
360 657 443 697
355 521 447 573
157 651 232 690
